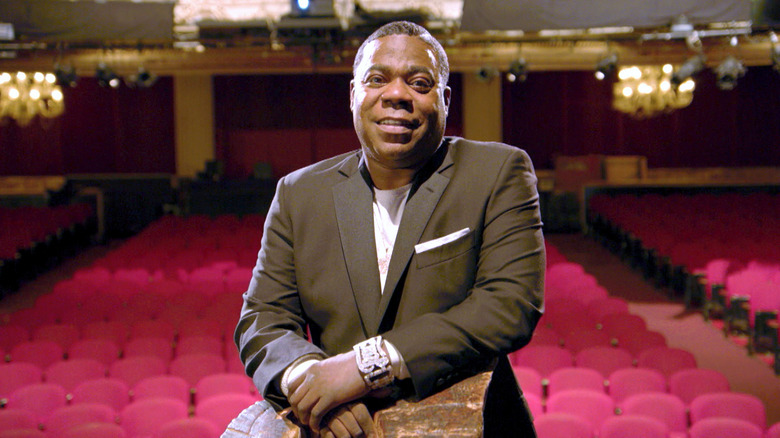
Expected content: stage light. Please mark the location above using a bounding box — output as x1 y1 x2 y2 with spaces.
506 58 528 83
671 55 705 88
96 63 120 88
53 63 78 88
127 66 158 88
595 53 618 80
714 56 746 90
476 66 498 83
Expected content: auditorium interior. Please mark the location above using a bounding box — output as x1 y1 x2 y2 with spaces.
1 1 779 437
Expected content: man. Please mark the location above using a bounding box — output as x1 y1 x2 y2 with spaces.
235 21 544 437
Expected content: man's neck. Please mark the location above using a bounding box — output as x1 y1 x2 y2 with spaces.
366 163 417 190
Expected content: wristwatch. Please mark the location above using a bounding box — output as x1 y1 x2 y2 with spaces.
353 336 394 390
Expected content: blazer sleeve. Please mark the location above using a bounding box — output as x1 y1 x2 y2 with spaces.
234 176 325 409
383 146 545 399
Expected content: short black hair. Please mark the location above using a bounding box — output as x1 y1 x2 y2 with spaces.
353 21 450 87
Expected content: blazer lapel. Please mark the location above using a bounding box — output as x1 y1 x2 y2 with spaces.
332 158 382 337
376 146 454 331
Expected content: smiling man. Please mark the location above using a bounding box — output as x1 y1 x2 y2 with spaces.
235 21 545 437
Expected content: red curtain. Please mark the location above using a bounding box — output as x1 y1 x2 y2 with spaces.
213 73 463 180
0 77 175 176
503 66 780 169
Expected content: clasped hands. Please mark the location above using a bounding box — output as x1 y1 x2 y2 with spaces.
287 350 377 438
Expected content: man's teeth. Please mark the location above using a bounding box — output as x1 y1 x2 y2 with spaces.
380 120 412 127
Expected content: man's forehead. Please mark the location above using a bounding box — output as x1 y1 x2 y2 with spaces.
361 35 438 72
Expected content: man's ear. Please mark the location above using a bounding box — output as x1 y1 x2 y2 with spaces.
443 86 452 115
349 80 356 111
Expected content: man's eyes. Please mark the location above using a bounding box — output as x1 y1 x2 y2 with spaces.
364 75 434 92
410 78 433 91
366 75 386 85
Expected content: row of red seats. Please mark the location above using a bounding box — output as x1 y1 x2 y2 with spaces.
535 244 779 438
587 192 780 373
92 214 264 273
1 385 258 438
0 214 261 437
0 212 772 436
588 192 780 269
0 204 94 260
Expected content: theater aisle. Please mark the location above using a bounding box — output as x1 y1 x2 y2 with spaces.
546 232 780 426
0 240 121 315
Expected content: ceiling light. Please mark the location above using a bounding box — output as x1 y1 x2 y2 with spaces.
595 53 618 80
96 63 120 88
506 58 528 83
671 55 705 88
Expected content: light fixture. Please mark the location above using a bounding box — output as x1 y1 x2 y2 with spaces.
612 64 695 118
54 63 78 88
0 71 65 126
506 58 528 83
595 53 618 80
771 33 779 73
96 62 121 88
714 56 746 90
476 66 499 83
127 66 158 88
671 55 705 88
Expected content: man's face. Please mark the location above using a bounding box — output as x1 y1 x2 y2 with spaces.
351 35 451 172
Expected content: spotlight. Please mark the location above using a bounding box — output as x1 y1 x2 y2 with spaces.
127 66 158 88
506 58 528 83
714 56 746 90
96 62 120 88
289 0 333 17
671 55 705 88
54 63 78 88
595 53 618 80
476 66 499 83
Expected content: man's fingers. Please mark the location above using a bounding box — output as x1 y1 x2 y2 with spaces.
309 397 335 432
349 403 375 436
325 415 351 437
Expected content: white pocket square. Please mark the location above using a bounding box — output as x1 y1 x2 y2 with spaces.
414 228 471 254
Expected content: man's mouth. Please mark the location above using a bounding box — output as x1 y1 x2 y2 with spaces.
376 118 420 133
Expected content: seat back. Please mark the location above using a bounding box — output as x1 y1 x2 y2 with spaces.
621 392 688 433
689 417 763 438
534 412 593 438
669 368 730 405
689 391 766 430
119 397 189 437
599 415 669 438
607 368 667 405
71 378 131 412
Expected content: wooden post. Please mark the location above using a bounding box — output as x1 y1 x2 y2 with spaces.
222 371 493 438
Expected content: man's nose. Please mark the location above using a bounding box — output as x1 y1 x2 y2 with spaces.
381 78 413 109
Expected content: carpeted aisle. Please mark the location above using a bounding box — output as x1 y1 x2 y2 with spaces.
546 232 780 426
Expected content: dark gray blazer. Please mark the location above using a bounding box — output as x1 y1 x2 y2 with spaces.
235 137 545 423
